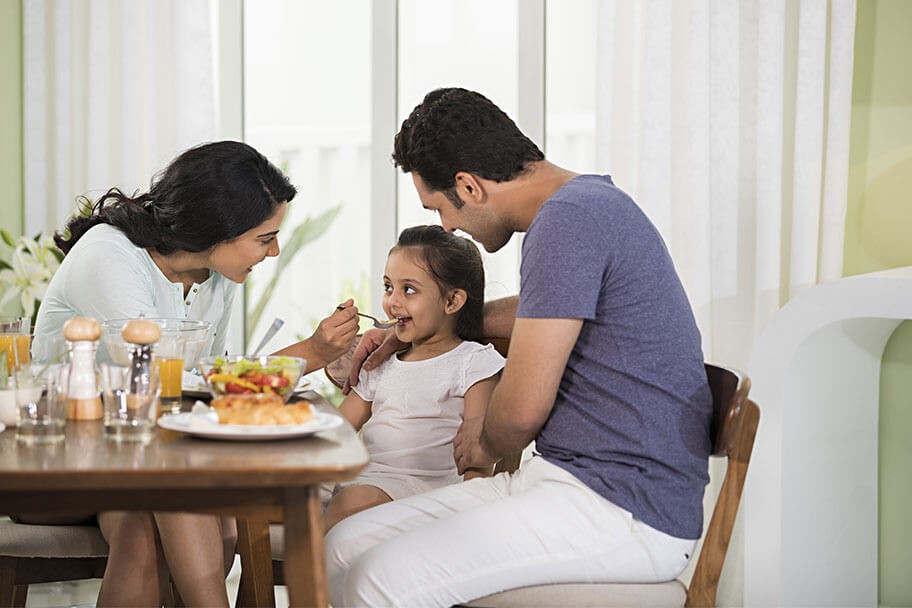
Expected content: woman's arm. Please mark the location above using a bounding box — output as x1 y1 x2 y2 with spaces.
460 374 500 479
272 299 360 374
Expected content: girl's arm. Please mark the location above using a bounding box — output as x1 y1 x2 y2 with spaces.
336 389 372 432
461 374 500 479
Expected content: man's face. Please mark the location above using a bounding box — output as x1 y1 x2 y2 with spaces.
411 173 513 253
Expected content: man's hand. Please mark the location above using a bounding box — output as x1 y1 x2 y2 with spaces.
344 328 406 394
453 416 499 475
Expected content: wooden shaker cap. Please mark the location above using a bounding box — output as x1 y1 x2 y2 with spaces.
62 316 102 342
122 319 161 344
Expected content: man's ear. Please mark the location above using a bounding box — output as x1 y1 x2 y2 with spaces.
455 172 485 205
445 289 467 315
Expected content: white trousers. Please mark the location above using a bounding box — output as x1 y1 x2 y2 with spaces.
325 456 695 607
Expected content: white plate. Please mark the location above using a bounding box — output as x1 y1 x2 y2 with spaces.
0 422 6 434
157 409 344 441
182 375 325 399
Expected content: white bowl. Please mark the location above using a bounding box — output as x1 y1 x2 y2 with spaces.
0 386 42 426
0 389 16 426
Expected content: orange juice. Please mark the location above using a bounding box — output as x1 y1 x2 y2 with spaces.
154 357 184 414
0 334 30 373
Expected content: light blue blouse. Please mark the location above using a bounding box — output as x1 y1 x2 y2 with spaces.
33 224 238 363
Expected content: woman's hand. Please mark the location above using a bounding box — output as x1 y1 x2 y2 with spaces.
307 299 360 369
344 328 406 394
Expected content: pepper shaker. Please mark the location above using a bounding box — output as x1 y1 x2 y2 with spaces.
121 319 161 413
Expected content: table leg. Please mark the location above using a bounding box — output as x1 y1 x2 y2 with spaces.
283 486 327 608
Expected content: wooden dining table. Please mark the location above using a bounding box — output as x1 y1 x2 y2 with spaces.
0 391 368 607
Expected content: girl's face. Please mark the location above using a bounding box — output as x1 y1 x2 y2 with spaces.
207 203 287 283
382 248 458 345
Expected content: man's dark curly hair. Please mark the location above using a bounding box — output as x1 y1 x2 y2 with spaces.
392 88 544 208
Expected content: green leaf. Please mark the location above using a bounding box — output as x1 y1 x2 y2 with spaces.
246 204 343 341
0 260 11 271
1 229 16 248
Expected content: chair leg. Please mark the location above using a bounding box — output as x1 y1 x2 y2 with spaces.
11 587 26 608
0 558 27 608
236 518 276 608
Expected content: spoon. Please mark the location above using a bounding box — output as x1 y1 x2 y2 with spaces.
251 318 285 356
336 306 397 329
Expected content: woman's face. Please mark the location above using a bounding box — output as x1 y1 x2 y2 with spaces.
207 203 287 283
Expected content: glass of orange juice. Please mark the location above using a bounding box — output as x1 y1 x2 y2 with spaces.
0 316 31 374
154 337 184 415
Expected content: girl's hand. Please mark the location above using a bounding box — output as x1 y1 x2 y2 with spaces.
344 329 406 394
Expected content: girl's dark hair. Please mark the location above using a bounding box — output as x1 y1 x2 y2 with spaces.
392 225 485 342
55 140 296 255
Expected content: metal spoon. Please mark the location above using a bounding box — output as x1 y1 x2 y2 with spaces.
336 306 397 329
251 318 285 356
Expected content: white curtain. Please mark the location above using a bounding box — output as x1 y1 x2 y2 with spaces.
23 0 217 236
595 0 856 371
594 1 856 605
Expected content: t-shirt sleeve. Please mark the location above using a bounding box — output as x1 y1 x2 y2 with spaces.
517 202 607 320
352 364 377 402
458 344 505 395
62 239 158 322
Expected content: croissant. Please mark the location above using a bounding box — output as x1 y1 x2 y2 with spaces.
212 394 313 425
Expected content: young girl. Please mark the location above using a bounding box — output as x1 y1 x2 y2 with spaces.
324 224 505 530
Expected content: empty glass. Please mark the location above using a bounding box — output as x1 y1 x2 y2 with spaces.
15 362 66 444
100 363 161 443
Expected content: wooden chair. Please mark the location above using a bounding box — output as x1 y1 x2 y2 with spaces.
460 363 759 608
0 518 108 608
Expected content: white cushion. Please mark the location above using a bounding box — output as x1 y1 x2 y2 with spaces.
0 517 108 558
462 581 686 608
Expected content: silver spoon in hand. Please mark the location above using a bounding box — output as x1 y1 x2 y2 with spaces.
336 306 397 329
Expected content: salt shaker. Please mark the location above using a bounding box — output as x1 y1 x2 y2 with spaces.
121 319 161 406
62 316 103 420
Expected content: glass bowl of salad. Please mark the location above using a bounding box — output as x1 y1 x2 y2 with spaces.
198 355 306 402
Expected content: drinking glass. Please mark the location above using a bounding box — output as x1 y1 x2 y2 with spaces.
0 316 30 374
15 362 66 444
154 337 184 415
100 363 161 442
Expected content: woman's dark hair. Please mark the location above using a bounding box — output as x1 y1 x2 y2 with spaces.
392 224 485 342
392 87 544 208
55 140 296 255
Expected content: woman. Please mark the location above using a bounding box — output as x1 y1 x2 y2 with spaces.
30 140 359 607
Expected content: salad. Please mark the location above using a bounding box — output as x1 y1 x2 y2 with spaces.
203 356 303 398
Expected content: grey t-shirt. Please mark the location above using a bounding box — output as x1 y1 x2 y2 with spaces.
518 174 712 539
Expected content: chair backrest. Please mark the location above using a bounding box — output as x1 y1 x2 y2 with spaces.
687 364 759 607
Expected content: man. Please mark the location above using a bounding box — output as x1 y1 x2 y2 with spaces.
326 87 712 607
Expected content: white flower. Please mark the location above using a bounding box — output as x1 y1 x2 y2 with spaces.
0 234 61 319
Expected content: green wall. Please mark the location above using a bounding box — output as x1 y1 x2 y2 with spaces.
844 1 912 605
0 0 23 239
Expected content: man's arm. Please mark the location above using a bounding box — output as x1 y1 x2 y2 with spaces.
454 316 582 472
482 296 519 338
345 296 520 393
